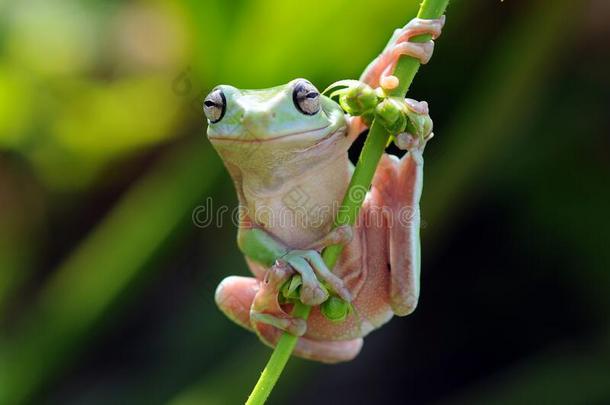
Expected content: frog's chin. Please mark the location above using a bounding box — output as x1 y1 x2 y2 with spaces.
207 124 345 145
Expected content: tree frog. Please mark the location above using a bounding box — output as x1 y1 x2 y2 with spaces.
205 17 444 363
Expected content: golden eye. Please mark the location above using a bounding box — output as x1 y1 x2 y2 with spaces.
293 80 320 115
203 88 226 123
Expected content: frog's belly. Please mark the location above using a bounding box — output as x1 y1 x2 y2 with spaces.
246 161 350 248
250 196 336 248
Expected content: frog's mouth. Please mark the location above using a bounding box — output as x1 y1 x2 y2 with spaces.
208 124 344 145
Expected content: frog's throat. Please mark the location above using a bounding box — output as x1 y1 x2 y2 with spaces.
214 124 349 194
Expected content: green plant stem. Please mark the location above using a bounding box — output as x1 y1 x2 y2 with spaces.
246 1 449 404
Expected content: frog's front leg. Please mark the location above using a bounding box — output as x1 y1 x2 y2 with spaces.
360 16 445 90
276 226 353 307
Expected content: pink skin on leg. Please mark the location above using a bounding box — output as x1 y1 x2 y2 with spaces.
373 151 424 315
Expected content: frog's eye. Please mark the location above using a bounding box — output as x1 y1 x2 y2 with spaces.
203 89 226 123
293 80 320 115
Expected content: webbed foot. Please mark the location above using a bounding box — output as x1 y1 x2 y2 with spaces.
394 98 433 156
251 261 307 336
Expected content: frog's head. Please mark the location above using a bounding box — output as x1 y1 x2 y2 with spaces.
204 79 349 186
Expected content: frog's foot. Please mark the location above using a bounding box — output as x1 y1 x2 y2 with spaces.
365 17 445 90
281 227 352 306
281 249 351 305
394 98 434 155
251 261 307 336
216 265 306 336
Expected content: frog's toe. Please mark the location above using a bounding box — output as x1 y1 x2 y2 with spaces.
379 41 434 90
251 312 307 336
215 275 258 331
395 132 420 151
300 284 329 306
284 254 330 305
405 98 429 115
393 40 435 64
302 250 351 302
283 247 351 306
397 16 445 41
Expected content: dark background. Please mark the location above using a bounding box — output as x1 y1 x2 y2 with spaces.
1 0 609 404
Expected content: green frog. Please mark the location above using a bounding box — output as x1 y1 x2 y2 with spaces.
205 16 444 363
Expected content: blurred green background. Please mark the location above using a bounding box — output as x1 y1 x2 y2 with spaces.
0 0 609 403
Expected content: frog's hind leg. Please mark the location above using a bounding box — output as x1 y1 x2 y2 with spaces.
215 273 363 363
370 152 424 316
